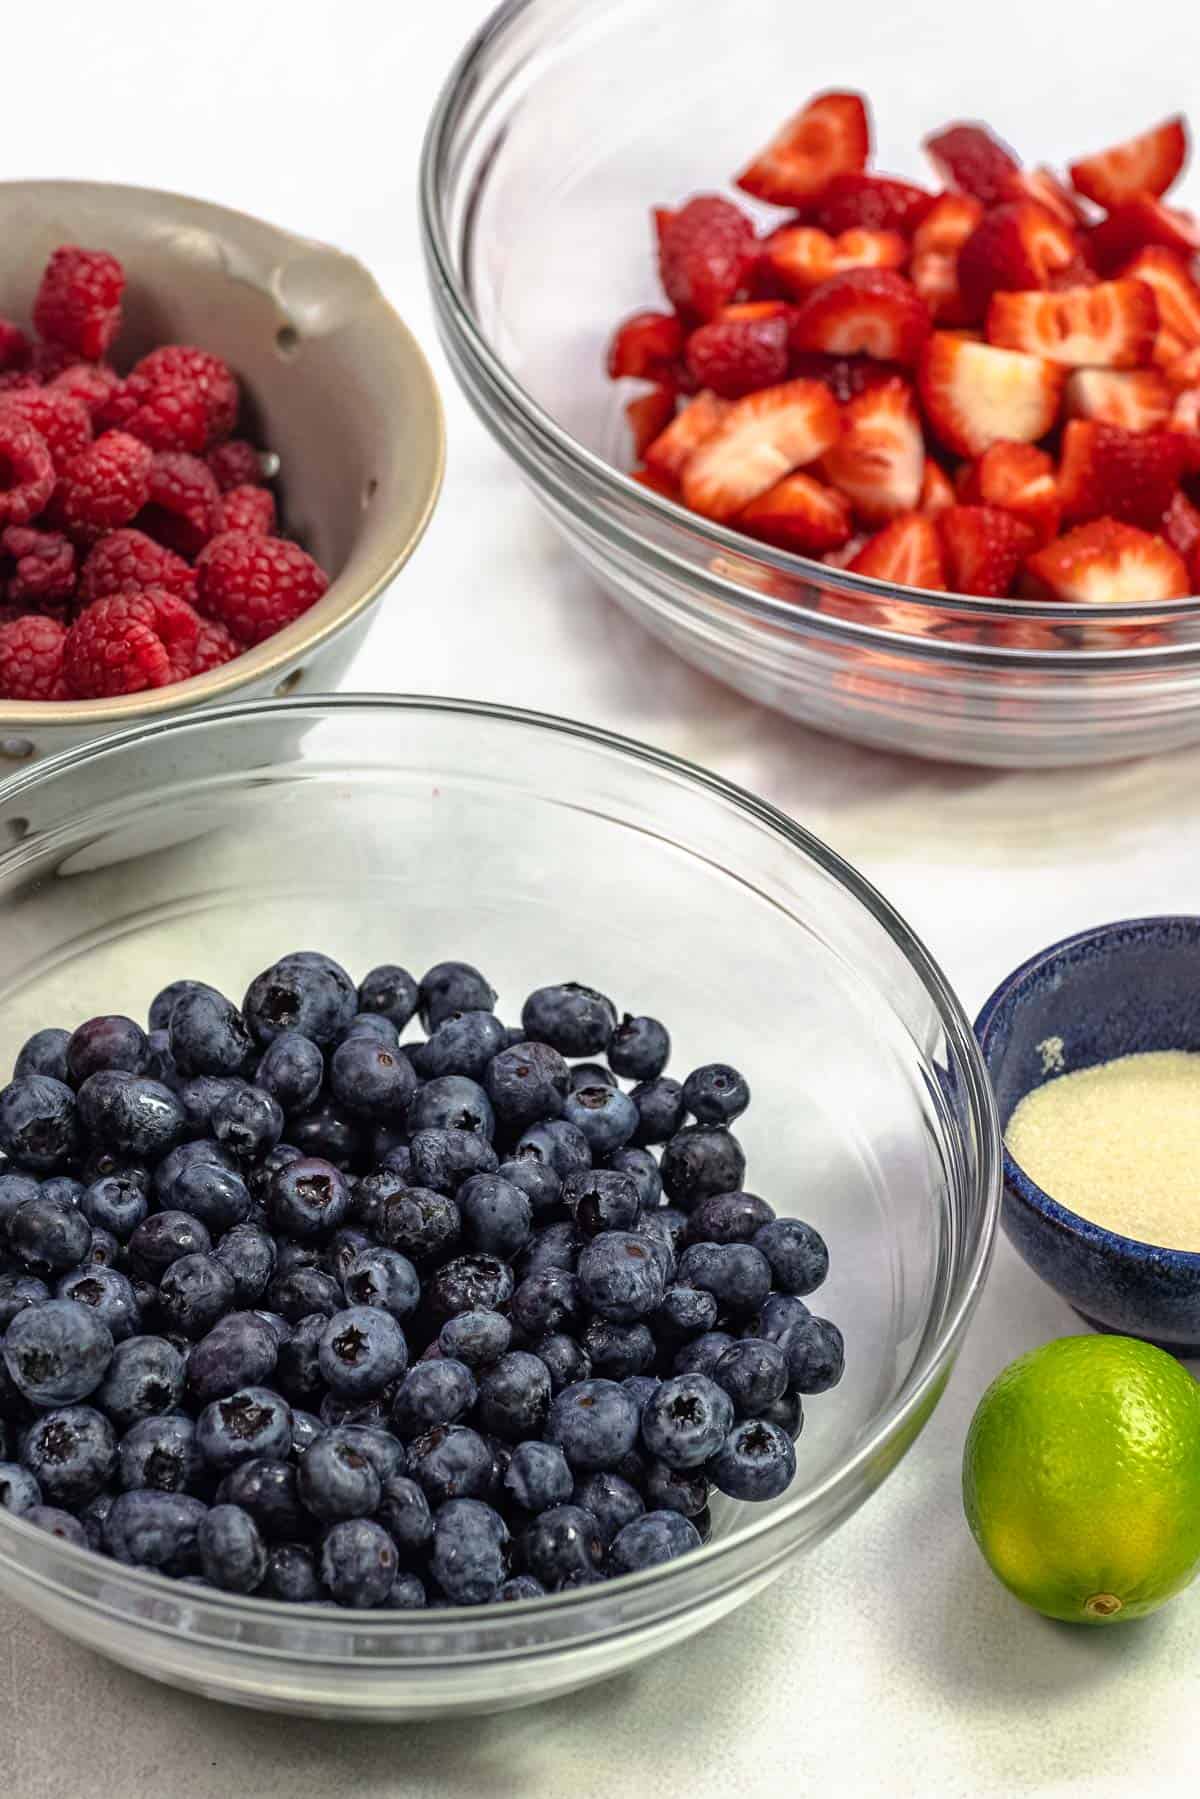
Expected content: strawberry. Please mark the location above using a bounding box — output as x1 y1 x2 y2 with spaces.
1120 247 1200 363
936 503 1035 595
790 269 931 366
956 202 1087 318
959 442 1060 545
1025 517 1189 601
1162 489 1200 562
737 91 870 207
736 470 853 552
685 313 790 398
625 387 676 459
848 513 946 590
919 334 1064 457
607 311 686 384
822 379 925 522
923 122 1021 205
643 390 729 481
1088 198 1200 274
985 279 1157 367
1000 167 1092 228
631 465 679 498
657 196 758 321
679 379 841 521
811 173 936 236
1063 368 1172 432
909 194 984 325
1058 420 1189 528
764 227 905 296
1164 348 1200 392
919 460 956 514
787 352 903 403
1069 116 1188 211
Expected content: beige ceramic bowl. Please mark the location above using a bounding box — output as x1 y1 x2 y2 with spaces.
0 180 444 763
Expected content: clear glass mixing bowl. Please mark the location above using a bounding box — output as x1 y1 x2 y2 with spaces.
0 696 998 1717
421 0 1200 767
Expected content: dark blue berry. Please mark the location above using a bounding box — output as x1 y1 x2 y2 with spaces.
431 1495 511 1607
571 1470 644 1545
0 1462 40 1514
9 1191 91 1273
338 1425 406 1483
520 1502 604 1589
476 1351 551 1441
375 1138 413 1180
687 1190 775 1246
96 1335 185 1430
329 1035 418 1121
516 1219 580 1278
753 1292 812 1342
168 988 252 1077
497 1573 545 1601
198 1502 267 1591
14 1028 71 1084
0 1170 39 1231
286 1102 360 1168
510 1267 581 1339
606 1145 662 1211
38 1174 84 1209
319 1516 399 1607
391 1358 477 1437
177 1075 245 1138
656 1285 719 1340
273 1313 326 1404
484 1042 569 1131
0 1274 49 1331
186 1311 279 1404
343 1247 420 1322
211 1084 284 1164
0 1076 78 1173
264 1542 320 1602
515 1119 591 1178
118 1413 201 1493
338 1012 400 1048
412 1011 508 1082
104 1489 207 1573
562 1085 638 1158
408 1128 498 1196
407 1075 494 1142
408 1424 493 1505
548 1379 639 1471
581 1318 655 1379
437 1308 511 1367
67 1015 149 1085
418 962 497 1033
458 1174 531 1259
660 1126 746 1208
676 1242 772 1313
214 1221 276 1304
196 1386 291 1472
149 979 223 1033
376 1473 434 1557
79 1171 148 1240
608 1014 670 1082
709 1417 796 1500
621 1373 661 1411
267 1264 345 1323
577 1231 665 1322
270 1157 349 1241
253 1032 324 1115
569 1062 615 1093
712 1339 789 1417
760 1388 804 1440
57 1266 139 1342
629 1077 685 1146
291 1408 322 1457
318 1306 407 1398
533 1332 591 1394
776 1314 844 1393
641 1374 733 1469
25 1503 87 1546
154 1134 233 1199
753 1218 829 1297
608 1509 701 1574
243 953 356 1048
84 1226 120 1268
644 1461 709 1517
563 1167 640 1237
495 1156 560 1217
387 1572 427 1608
521 984 616 1058
157 1253 237 1339
297 1428 382 1520
3 1298 112 1404
358 964 419 1029
144 1029 180 1089
504 1440 572 1514
216 1457 306 1541
23 1404 116 1504
78 1073 187 1164
427 1254 513 1323
682 1063 750 1125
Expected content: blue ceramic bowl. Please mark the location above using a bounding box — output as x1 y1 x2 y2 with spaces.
976 916 1200 1352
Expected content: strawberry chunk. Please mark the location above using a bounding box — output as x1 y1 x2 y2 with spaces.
625 387 676 459
822 379 925 523
679 379 841 521
1069 116 1188 211
1000 167 1092 228
643 391 729 481
1025 517 1189 601
848 513 946 590
956 202 1088 318
631 465 679 498
919 334 1064 457
919 461 956 515
736 471 853 552
764 227 906 297
790 269 931 366
811 173 936 236
924 122 1021 206
937 504 1035 595
1089 198 1200 274
685 314 790 398
912 195 985 261
959 442 1060 546
787 352 904 404
1120 247 1200 363
1162 489 1200 562
909 194 984 325
1058 420 1189 528
657 197 758 322
607 311 686 383
737 91 870 207
1064 368 1173 433
986 280 1157 368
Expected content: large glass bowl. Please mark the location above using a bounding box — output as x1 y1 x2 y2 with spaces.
0 696 998 1718
420 0 1200 768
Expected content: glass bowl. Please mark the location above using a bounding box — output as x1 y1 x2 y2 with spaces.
0 696 999 1718
420 0 1200 768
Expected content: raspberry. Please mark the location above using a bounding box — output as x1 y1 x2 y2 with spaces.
80 528 197 606
0 614 68 700
217 484 276 535
50 362 121 420
64 588 200 697
191 615 241 674
125 346 238 449
657 196 758 321
97 378 136 430
123 382 208 454
33 246 125 361
0 372 39 394
0 408 56 526
30 341 81 382
2 527 76 606
56 431 153 542
205 439 264 492
0 320 31 372
139 451 220 557
196 531 329 645
0 388 92 470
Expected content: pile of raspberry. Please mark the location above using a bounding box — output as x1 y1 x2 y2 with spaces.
0 246 329 703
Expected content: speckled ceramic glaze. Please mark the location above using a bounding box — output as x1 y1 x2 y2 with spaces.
976 916 1200 1351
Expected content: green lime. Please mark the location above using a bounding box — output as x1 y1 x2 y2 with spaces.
962 1333 1200 1624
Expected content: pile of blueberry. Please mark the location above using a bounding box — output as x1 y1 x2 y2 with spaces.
0 953 842 1610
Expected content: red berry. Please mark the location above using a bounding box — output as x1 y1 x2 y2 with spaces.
196 531 329 645
205 438 265 492
0 321 31 373
0 614 68 700
139 451 221 557
0 408 56 526
657 196 759 321
79 528 197 606
217 484 276 535
122 382 208 454
684 315 790 398
64 588 200 697
56 431 153 542
33 246 125 361
50 363 121 420
2 527 76 606
125 346 238 449
191 615 241 674
0 372 38 394
0 388 92 471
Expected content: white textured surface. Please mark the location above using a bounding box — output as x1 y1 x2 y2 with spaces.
4 3 1200 1792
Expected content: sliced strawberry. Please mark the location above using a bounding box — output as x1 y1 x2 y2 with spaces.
986 279 1157 367
937 504 1035 595
811 173 936 236
959 442 1060 546
625 387 676 459
1001 167 1092 228
765 226 906 297
717 301 795 322
1162 489 1200 562
631 465 679 498
923 122 1021 206
1164 348 1200 392
919 334 1064 457
679 379 841 521
1069 116 1188 211
1119 246 1200 364
643 390 729 481
787 351 903 403
919 460 956 514
607 311 686 383
1025 517 1189 601
1089 197 1200 274
1063 368 1172 432
909 194 984 325
912 194 985 260
822 379 925 523
790 269 931 366
685 314 790 398
956 202 1087 318
1058 420 1189 528
737 92 870 207
657 196 758 321
736 471 853 553
848 513 946 591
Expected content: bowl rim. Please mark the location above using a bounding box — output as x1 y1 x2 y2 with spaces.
0 691 1002 1629
419 0 1200 663
0 178 445 732
975 913 1200 1265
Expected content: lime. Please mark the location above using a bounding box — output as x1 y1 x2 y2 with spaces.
962 1333 1200 1624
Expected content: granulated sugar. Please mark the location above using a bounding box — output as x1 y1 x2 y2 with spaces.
1006 1050 1200 1250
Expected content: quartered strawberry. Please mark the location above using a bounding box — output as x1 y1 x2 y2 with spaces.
1058 420 1189 528
607 311 686 383
657 196 758 321
956 202 1087 318
1063 368 1173 432
685 313 790 398
643 390 729 481
919 460 957 514
959 441 1060 545
736 470 853 552
1162 489 1200 562
811 172 936 236
822 379 925 522
764 227 905 296
1069 115 1188 211
787 351 904 403
1089 198 1200 274
937 503 1035 595
1120 247 1200 363
1001 167 1092 228
790 269 931 365
909 194 984 325
631 464 680 498
912 194 985 260
924 122 1021 206
848 513 946 590
919 334 1064 456
679 379 842 521
625 387 677 458
1025 517 1189 601
1164 348 1200 392
737 91 870 207
986 279 1158 367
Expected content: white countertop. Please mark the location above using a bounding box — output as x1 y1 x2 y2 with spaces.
4 4 1200 1792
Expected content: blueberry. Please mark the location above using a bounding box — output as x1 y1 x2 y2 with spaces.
609 1510 701 1574
408 1128 498 1196
418 962 497 1033
622 1372 661 1409
291 1408 323 1457
571 1470 643 1546
297 1428 382 1520
243 953 357 1049
148 979 223 1033
79 1171 149 1240
198 1502 268 1592
319 1516 399 1607
26 1503 88 1546
104 1489 207 1573
254 1032 324 1115
687 1191 775 1246
270 1313 324 1407
517 1219 580 1278
39 1174 84 1209
328 1035 418 1122
606 1146 662 1211
407 1424 494 1504
264 1542 320 1602
288 1103 361 1168
660 1127 746 1209
712 1339 789 1417
157 1253 238 1339
675 1242 771 1313
245 1142 303 1210
187 1311 279 1404
196 1386 292 1472
476 1351 551 1441
0 1076 78 1172
752 1218 829 1297
337 1425 407 1484
179 1074 246 1137
371 1190 457 1272
672 1330 736 1378
521 984 617 1058
548 1379 639 1471
656 1285 719 1340
515 1119 591 1178
497 1573 546 1601
458 1174 531 1259
776 1315 844 1394
644 1461 709 1518
0 1274 49 1331
709 1417 796 1501
431 1496 508 1604
67 1016 149 1085
510 1268 581 1339
77 1073 187 1163
154 1136 234 1204
413 1011 508 1082
0 1463 40 1514
14 1028 71 1084
338 1011 401 1048
533 1332 591 1394
562 1085 638 1158
387 1571 428 1608
168 988 253 1077
760 1389 804 1440
681 1063 750 1126
484 1042 569 1131
267 1265 344 1324
753 1292 813 1343
9 1192 91 1273
210 1084 284 1164
118 1413 202 1493
427 1254 513 1323
85 1227 121 1269
375 1137 413 1180
213 1221 276 1305
318 1306 408 1399
391 1359 477 1437
270 1157 349 1241
581 1318 655 1379
577 1231 665 1322
642 1374 733 1470
495 1157 561 1217
504 1440 572 1514
632 1210 680 1284
96 1335 185 1430
0 1170 40 1231
629 1077 685 1146
358 964 419 1029
607 1014 670 1082
23 1404 116 1505
3 1299 112 1404
569 1062 616 1093
342 1247 420 1323
520 1502 604 1590
437 1308 511 1368
216 1457 306 1541
57 1266 139 1342
407 1074 494 1142
144 1029 180 1090
563 1168 640 1237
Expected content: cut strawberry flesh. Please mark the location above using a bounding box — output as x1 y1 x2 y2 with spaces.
1162 489 1200 562
643 391 729 481
1089 198 1200 274
937 503 1035 595
1025 518 1189 601
607 311 686 383
959 441 1060 546
822 378 925 523
1058 419 1189 528
924 122 1021 205
790 269 931 365
1120 246 1200 364
736 470 853 552
986 280 1158 368
956 202 1088 319
765 227 906 297
848 513 946 590
625 387 677 459
1001 167 1092 228
1063 367 1172 432
737 91 871 207
919 461 956 514
1069 116 1189 211
680 379 841 521
919 334 1064 457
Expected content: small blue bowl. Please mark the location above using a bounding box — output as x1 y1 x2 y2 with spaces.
975 916 1200 1353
